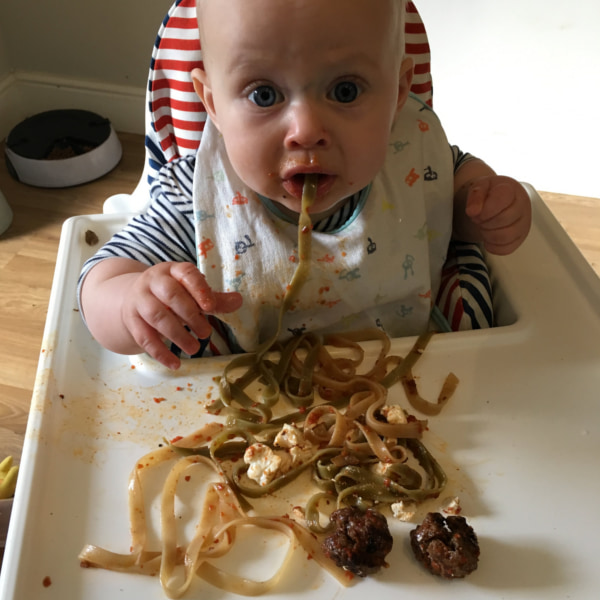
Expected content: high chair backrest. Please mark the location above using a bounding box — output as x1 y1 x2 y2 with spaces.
144 0 434 188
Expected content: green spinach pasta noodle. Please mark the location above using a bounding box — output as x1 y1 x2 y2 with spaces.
79 175 458 598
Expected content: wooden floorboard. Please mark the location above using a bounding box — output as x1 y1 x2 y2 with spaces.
0 133 144 448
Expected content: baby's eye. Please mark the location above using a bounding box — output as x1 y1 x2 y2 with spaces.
249 85 282 107
330 81 361 104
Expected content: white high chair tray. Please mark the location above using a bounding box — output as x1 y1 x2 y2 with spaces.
2 187 600 599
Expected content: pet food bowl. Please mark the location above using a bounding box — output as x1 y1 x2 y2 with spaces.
4 109 122 188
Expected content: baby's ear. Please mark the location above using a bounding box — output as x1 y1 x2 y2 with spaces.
396 57 414 115
191 67 219 128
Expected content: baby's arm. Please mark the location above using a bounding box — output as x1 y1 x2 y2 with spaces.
452 158 532 255
80 258 243 369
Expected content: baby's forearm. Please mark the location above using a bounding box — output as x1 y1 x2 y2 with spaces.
80 258 148 355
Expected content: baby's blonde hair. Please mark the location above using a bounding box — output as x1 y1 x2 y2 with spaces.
197 0 407 62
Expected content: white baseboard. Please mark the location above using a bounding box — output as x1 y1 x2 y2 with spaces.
0 71 146 141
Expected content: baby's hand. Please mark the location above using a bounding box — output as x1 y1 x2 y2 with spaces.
122 262 242 369
465 175 531 255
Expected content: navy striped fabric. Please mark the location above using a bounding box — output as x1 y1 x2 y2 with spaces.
435 242 494 330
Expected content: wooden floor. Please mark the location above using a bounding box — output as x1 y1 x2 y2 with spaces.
0 132 599 462
0 133 144 461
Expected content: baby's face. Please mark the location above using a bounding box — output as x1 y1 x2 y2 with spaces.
194 0 411 216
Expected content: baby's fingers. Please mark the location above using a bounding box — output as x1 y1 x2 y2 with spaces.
125 310 189 370
170 262 219 312
142 281 217 352
170 262 242 314
476 181 519 224
465 179 491 219
479 225 529 255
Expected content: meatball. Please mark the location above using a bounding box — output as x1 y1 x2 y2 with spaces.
410 512 479 578
322 507 393 577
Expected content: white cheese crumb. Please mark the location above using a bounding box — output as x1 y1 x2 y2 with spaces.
274 423 315 466
441 496 462 515
372 461 390 476
244 443 284 487
381 405 407 424
244 425 317 486
391 501 416 522
274 423 305 448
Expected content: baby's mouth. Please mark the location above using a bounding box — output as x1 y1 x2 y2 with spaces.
282 173 335 201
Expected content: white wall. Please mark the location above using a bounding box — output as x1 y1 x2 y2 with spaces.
0 0 170 137
0 0 168 88
418 0 600 198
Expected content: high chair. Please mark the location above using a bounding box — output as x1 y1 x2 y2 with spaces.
2 3 600 598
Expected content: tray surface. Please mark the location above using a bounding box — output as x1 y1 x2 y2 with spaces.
2 193 600 599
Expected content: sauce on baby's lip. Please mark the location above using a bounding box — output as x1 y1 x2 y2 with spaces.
282 174 335 200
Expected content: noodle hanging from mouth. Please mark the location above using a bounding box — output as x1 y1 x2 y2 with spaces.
79 175 458 598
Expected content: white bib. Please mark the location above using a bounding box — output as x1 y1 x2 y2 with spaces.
193 95 453 352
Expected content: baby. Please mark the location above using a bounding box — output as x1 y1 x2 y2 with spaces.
79 0 531 369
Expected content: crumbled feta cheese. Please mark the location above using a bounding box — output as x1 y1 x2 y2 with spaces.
372 461 390 476
274 423 305 448
244 425 317 486
274 423 315 466
391 501 416 522
244 443 284 487
381 405 407 424
441 496 462 515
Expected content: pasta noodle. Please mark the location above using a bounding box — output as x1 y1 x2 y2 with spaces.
79 175 458 597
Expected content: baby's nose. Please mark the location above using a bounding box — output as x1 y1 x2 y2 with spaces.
284 101 330 149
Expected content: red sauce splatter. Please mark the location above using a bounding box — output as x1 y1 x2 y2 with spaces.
153 397 166 403
42 576 52 587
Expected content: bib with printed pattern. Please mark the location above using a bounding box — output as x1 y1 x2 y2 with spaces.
193 95 453 352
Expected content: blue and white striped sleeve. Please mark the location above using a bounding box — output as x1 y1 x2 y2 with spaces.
451 145 477 173
77 155 197 300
